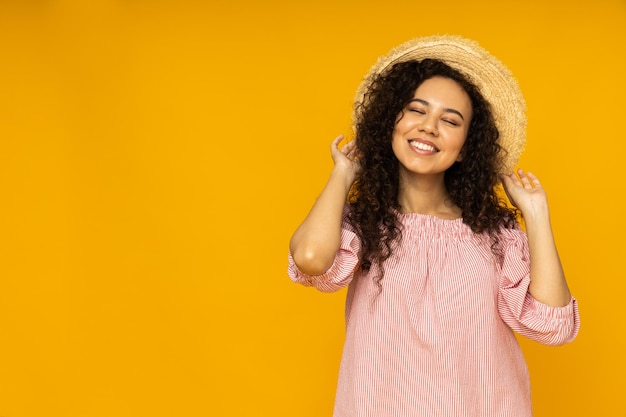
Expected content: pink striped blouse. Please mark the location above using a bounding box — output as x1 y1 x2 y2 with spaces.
288 211 580 417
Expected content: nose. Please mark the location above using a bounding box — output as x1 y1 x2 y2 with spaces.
419 114 438 136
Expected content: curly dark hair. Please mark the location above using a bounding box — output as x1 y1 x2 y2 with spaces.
348 59 518 286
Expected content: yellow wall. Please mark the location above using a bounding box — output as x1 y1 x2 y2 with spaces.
0 0 623 416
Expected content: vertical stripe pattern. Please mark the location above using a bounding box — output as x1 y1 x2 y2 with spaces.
288 211 580 417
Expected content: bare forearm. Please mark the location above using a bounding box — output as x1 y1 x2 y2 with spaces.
525 210 572 307
289 166 356 276
501 170 572 307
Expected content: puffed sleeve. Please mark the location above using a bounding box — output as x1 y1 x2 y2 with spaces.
497 227 580 346
287 212 361 293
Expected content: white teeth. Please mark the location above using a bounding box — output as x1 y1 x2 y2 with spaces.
410 140 437 152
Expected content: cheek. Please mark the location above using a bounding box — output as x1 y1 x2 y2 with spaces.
391 123 405 145
454 127 469 147
394 111 419 132
391 134 404 159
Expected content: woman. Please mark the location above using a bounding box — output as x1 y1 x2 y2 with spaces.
288 35 579 417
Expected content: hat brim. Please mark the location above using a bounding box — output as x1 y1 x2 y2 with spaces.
353 35 526 174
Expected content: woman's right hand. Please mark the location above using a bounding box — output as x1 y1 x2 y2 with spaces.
330 134 361 186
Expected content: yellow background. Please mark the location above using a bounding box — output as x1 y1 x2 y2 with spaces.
0 0 624 416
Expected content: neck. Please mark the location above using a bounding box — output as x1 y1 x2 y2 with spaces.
397 172 461 219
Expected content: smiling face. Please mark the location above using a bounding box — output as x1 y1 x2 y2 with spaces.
391 76 473 178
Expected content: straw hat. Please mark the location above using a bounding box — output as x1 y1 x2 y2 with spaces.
354 35 526 173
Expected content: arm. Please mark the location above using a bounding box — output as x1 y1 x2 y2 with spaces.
501 169 572 307
289 135 360 276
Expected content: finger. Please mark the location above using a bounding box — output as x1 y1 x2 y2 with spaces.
341 140 355 151
331 134 344 150
342 142 359 159
342 141 359 161
501 172 520 188
517 169 533 188
499 175 517 203
526 171 542 187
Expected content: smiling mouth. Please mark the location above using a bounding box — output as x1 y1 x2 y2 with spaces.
409 140 439 153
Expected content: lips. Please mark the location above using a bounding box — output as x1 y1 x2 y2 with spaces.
409 140 439 153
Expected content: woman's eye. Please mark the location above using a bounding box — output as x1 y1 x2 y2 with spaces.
410 108 425 114
443 119 459 126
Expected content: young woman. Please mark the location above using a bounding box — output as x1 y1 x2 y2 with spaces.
288 36 579 417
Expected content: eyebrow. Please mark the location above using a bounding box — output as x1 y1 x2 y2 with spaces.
409 98 466 121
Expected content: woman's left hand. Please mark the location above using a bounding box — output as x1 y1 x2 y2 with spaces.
501 169 549 219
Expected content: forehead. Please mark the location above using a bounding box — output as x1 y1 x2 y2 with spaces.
412 76 472 113
414 77 469 98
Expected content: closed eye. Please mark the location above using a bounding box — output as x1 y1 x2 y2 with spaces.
408 99 466 122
